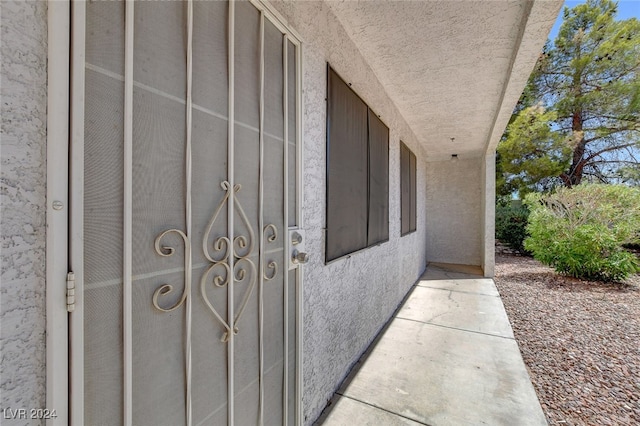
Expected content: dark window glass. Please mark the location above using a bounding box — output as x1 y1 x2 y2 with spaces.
401 141 417 235
326 67 390 262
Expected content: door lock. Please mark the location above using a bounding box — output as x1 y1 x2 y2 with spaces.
292 249 309 264
291 231 303 245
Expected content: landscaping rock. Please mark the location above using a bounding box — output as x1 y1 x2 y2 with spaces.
494 254 640 426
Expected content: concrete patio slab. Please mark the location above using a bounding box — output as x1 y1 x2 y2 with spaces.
336 319 544 425
417 267 500 297
417 278 500 297
417 264 501 297
397 286 514 339
317 395 424 426
316 265 547 426
424 263 485 278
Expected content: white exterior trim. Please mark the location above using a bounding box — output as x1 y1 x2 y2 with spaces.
250 0 303 45
258 11 266 425
282 32 291 426
68 1 86 424
294 39 304 426
45 2 70 425
482 152 496 278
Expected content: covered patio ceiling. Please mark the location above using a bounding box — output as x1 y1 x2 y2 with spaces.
325 0 563 162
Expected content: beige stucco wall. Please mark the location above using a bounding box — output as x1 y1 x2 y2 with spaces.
425 157 483 267
0 1 48 423
270 2 429 423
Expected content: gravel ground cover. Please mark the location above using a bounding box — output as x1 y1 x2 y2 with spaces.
494 254 640 426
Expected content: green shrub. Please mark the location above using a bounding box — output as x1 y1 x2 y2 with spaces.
495 203 530 253
623 230 640 250
524 184 640 282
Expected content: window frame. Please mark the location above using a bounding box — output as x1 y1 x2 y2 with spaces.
400 141 417 236
325 65 390 263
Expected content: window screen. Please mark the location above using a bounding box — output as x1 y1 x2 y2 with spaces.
326 67 389 262
400 141 417 235
367 110 389 245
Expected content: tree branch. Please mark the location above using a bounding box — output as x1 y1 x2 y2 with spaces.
583 130 639 145
583 142 639 163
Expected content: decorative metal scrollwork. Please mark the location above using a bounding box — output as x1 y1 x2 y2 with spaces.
153 180 281 343
263 224 278 281
198 181 233 340
200 181 258 342
153 229 191 312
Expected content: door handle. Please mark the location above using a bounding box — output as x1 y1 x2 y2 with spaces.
292 249 309 264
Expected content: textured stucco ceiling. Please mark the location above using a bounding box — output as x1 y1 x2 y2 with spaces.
325 0 562 162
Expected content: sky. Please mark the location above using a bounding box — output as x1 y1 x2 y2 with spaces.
547 0 640 41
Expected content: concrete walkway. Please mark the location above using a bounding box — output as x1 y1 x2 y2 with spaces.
316 263 547 426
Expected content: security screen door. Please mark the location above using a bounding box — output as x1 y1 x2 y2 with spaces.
74 1 302 425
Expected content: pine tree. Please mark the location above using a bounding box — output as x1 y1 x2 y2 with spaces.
498 0 640 194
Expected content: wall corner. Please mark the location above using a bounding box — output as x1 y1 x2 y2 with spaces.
482 152 496 278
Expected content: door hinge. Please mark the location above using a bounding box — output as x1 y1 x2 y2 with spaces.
67 272 76 313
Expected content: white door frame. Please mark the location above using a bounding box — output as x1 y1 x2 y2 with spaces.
48 1 306 425
45 1 71 425
250 3 306 425
68 1 86 425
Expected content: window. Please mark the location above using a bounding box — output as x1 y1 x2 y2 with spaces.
326 66 389 262
400 141 417 235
